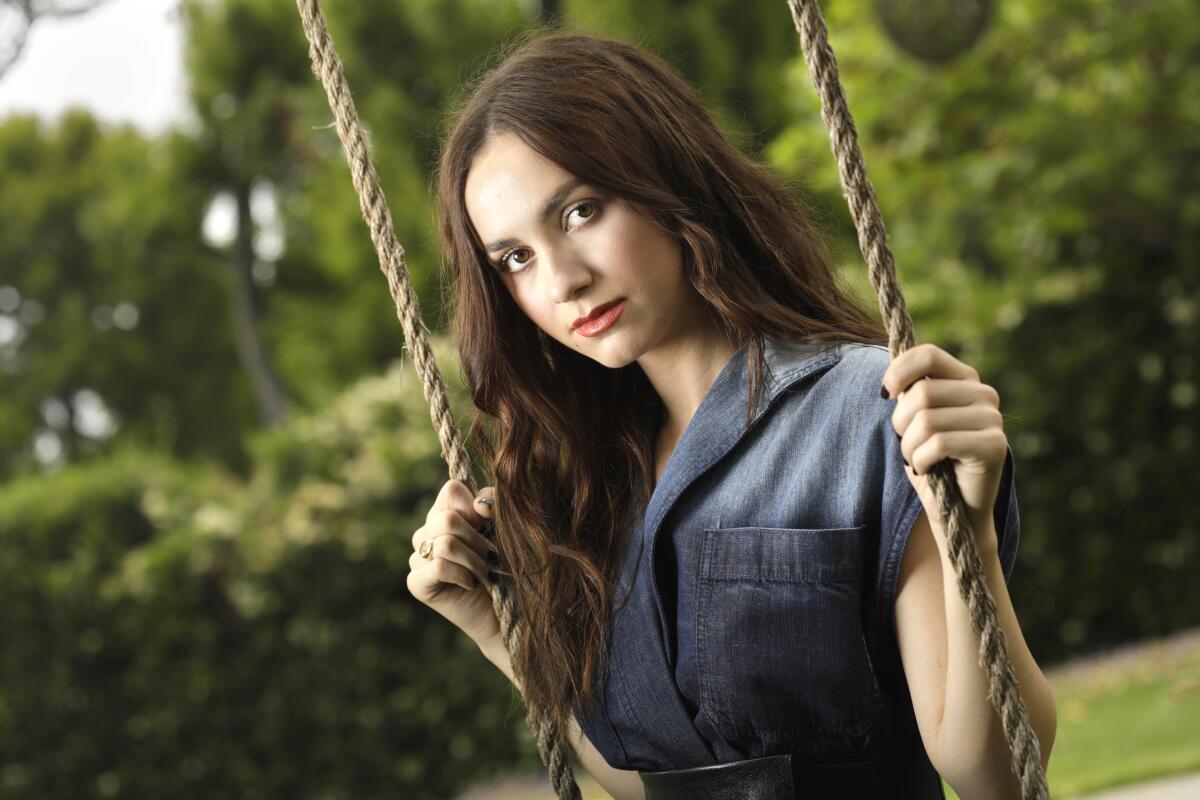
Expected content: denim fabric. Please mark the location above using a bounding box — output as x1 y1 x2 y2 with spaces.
573 336 1021 794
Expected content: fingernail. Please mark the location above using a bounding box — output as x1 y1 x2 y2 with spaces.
880 383 890 399
487 550 499 566
472 576 480 588
488 568 497 584
476 497 493 507
902 457 910 467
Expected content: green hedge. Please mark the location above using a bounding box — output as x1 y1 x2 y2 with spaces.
0 340 537 799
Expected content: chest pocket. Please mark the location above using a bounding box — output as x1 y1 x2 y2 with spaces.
694 524 883 747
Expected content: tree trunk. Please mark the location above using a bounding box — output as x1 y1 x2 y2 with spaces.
227 183 288 427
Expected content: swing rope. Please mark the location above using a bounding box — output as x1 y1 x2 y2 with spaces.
292 0 1048 796
783 3 1048 797
290 1 579 795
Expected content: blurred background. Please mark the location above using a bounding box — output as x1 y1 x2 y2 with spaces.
0 0 1196 797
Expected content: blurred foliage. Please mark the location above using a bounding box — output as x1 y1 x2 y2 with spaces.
0 111 257 473
178 0 532 414
562 0 802 156
765 0 1199 658
0 334 533 798
0 0 1197 794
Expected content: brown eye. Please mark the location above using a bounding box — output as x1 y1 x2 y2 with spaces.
568 200 599 226
499 248 531 274
497 200 601 276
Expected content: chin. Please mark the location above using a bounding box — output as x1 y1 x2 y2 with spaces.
581 349 623 370
577 338 638 370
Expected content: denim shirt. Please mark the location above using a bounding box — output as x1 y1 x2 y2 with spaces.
573 336 1020 792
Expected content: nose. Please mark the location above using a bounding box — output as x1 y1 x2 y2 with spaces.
545 245 592 304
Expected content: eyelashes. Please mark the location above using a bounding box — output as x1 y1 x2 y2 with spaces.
496 199 602 274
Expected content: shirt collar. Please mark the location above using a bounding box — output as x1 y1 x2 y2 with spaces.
642 334 846 547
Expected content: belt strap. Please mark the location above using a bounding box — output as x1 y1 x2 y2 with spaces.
640 754 795 800
639 740 941 800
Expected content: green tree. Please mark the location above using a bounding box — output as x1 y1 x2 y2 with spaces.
0 112 258 478
564 0 801 155
765 0 1200 659
0 0 534 477
177 0 531 415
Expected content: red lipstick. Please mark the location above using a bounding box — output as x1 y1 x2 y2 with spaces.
573 299 626 337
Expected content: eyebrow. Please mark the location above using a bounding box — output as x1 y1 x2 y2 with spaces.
484 177 588 254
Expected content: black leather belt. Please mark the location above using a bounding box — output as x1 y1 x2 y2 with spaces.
638 740 943 800
641 754 797 800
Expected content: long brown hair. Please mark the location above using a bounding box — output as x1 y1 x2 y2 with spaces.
433 28 885 735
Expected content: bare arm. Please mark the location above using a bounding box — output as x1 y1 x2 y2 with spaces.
477 633 646 800
895 510 1057 799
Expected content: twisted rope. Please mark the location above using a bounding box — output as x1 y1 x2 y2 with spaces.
293 0 1046 796
785 1 1048 797
293 2 579 798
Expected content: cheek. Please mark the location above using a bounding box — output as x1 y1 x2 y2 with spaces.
511 288 556 327
600 219 675 280
628 227 684 287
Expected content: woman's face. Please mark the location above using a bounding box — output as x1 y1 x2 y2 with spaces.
464 132 704 369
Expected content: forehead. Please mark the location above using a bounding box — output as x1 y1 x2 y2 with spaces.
464 133 576 236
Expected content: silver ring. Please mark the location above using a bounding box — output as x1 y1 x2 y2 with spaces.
419 536 435 559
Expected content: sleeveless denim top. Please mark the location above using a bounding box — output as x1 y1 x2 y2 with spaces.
572 336 1020 794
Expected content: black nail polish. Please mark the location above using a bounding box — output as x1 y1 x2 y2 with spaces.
902 457 909 467
880 383 890 399
487 550 499 566
488 568 497 584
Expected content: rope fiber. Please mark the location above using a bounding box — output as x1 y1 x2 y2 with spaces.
292 0 1048 796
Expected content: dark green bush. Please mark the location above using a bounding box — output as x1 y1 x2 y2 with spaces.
0 341 536 799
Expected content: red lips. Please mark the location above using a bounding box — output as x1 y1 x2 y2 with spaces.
572 298 624 331
572 299 627 337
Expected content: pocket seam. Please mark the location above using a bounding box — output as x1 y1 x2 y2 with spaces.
700 523 868 583
694 523 884 743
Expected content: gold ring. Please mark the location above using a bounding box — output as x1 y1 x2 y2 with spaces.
419 536 435 559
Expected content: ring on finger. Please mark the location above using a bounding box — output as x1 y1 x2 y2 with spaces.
418 536 436 560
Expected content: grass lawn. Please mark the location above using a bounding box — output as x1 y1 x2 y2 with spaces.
944 629 1200 798
466 629 1200 799
1036 628 1200 797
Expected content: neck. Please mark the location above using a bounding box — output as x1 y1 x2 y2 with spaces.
639 321 739 449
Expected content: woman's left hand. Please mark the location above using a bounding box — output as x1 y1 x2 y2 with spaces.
881 343 1007 549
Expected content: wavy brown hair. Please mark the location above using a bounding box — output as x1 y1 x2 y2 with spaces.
432 28 886 736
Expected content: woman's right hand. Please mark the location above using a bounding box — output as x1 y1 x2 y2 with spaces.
406 479 501 649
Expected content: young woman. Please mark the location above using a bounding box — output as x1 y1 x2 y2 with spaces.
406 29 1056 800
